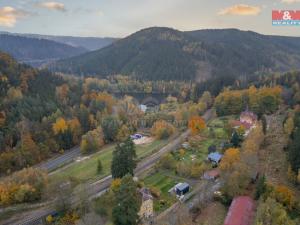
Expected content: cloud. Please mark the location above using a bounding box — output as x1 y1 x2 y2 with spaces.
281 0 300 4
0 6 28 27
218 4 261 16
37 1 66 12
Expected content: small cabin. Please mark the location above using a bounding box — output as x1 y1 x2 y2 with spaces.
174 182 190 196
207 152 223 165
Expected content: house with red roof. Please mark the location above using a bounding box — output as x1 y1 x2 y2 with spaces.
223 196 255 225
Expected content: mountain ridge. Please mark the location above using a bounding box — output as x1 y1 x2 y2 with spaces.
50 27 300 81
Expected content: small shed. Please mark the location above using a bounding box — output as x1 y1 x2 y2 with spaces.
174 182 190 196
207 152 223 164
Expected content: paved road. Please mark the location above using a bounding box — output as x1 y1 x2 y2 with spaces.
36 146 81 172
3 109 214 225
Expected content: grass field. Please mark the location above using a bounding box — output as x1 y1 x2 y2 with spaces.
143 172 181 212
50 139 168 183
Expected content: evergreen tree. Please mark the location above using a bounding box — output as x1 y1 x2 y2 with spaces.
231 131 242 148
112 175 141 225
97 159 103 174
101 116 121 143
261 115 267 135
255 175 266 199
287 112 300 173
111 138 137 179
288 128 300 172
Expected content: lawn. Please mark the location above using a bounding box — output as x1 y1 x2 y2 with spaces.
142 172 181 212
49 139 168 183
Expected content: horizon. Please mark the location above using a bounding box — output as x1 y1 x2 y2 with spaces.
1 0 300 37
1 26 300 39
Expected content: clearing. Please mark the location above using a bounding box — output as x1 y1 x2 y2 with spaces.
50 139 168 183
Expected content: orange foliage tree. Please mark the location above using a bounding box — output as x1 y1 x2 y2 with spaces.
188 115 206 135
219 148 240 171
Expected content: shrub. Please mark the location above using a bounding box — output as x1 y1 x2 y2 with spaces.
150 186 161 198
151 120 175 139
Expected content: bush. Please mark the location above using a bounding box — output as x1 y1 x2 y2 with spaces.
80 127 105 154
150 186 161 198
159 153 176 170
151 120 175 139
0 168 48 206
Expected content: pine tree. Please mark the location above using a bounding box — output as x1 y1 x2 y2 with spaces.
111 138 137 179
112 175 140 225
97 159 103 174
261 115 267 135
287 112 300 173
231 131 242 148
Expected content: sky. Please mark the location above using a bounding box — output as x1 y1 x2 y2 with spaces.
0 0 300 38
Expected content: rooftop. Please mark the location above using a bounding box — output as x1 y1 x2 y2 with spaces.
223 196 255 225
208 152 223 163
175 182 189 191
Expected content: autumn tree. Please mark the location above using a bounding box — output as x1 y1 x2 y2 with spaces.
18 133 40 167
0 111 5 127
116 124 131 142
0 168 47 206
52 117 73 150
117 96 142 128
269 185 295 210
255 198 295 225
151 120 175 139
56 84 69 105
68 118 82 145
199 91 213 109
219 148 240 171
80 127 104 154
188 115 206 135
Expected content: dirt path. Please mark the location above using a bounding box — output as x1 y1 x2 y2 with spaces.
258 114 289 185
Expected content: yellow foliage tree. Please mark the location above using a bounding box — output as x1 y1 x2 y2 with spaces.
219 148 240 171
270 185 295 210
111 178 122 192
52 118 68 135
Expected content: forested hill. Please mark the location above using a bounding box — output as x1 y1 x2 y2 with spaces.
0 34 87 67
50 27 300 81
0 32 118 51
